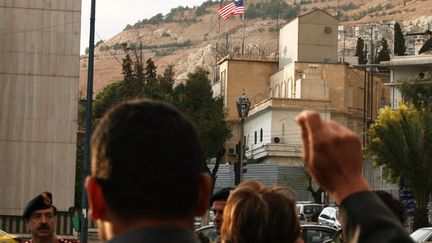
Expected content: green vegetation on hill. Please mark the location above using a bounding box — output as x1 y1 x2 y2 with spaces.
124 1 220 30
123 0 302 30
245 0 299 20
100 40 192 52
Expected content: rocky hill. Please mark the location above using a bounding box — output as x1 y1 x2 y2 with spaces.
79 0 432 96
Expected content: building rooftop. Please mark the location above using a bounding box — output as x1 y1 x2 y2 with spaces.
381 55 432 67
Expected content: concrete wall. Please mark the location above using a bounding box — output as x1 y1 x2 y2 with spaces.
390 66 425 109
297 10 338 63
218 58 278 163
269 62 298 98
244 99 332 165
223 59 278 121
279 19 298 69
269 62 389 137
0 0 81 215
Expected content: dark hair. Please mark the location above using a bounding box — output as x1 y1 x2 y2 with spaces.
91 99 204 220
374 190 407 224
210 187 233 206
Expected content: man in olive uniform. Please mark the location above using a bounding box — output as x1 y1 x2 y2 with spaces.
23 192 72 243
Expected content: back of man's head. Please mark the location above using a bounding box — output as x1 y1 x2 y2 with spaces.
91 99 204 221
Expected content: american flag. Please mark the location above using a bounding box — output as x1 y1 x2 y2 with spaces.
218 0 245 20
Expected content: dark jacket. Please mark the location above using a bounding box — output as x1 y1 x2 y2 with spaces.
108 226 201 243
340 191 414 243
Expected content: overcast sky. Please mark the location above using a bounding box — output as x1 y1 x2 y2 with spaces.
80 0 207 54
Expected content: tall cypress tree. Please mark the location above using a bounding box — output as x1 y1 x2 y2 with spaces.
394 22 406 56
376 38 391 63
159 64 175 94
142 58 160 98
355 37 367 64
121 43 142 98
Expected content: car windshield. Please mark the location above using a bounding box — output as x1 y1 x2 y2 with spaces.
411 228 432 242
304 205 322 214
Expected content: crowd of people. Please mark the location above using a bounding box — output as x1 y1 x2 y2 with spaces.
22 99 416 243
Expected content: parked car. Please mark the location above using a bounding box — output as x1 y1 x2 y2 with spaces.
0 230 19 243
318 206 341 229
301 224 338 243
195 225 218 242
195 224 337 243
411 227 432 242
296 202 325 223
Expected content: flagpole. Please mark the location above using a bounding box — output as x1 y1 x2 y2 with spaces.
242 13 245 56
217 0 222 59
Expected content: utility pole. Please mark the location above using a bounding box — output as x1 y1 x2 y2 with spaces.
235 90 250 185
370 26 374 124
81 0 96 243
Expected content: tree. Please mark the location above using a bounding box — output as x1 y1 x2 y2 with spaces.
172 67 231 159
122 52 134 83
93 81 125 122
375 38 391 63
120 43 144 98
159 64 175 94
368 73 432 230
399 72 432 109
355 37 367 64
141 58 161 99
394 22 406 56
91 54 231 194
144 58 157 81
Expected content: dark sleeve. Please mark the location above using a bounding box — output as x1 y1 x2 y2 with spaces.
340 191 414 243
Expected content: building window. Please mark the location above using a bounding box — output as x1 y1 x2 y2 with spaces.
260 129 263 142
254 131 257 144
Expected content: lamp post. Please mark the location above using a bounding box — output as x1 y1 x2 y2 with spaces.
235 90 250 185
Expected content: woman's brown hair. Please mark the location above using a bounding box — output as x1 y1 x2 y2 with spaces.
221 180 300 243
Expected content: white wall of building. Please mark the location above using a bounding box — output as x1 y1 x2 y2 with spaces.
244 108 331 152
244 109 273 149
389 66 429 109
270 62 298 99
0 0 81 214
279 18 298 69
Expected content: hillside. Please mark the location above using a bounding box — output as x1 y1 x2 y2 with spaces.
79 0 432 97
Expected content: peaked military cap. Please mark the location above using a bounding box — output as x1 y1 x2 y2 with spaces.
23 192 54 219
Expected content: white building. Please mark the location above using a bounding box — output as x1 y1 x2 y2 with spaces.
0 1 81 215
381 55 432 109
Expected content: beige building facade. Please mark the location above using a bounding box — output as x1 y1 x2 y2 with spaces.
0 1 81 215
279 9 338 69
212 58 278 162
213 9 389 166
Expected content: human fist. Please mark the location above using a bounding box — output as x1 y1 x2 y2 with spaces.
296 111 370 204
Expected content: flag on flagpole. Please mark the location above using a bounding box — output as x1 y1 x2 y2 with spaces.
234 0 244 15
218 0 244 20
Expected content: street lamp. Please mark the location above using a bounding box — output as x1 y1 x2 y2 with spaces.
235 90 251 185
